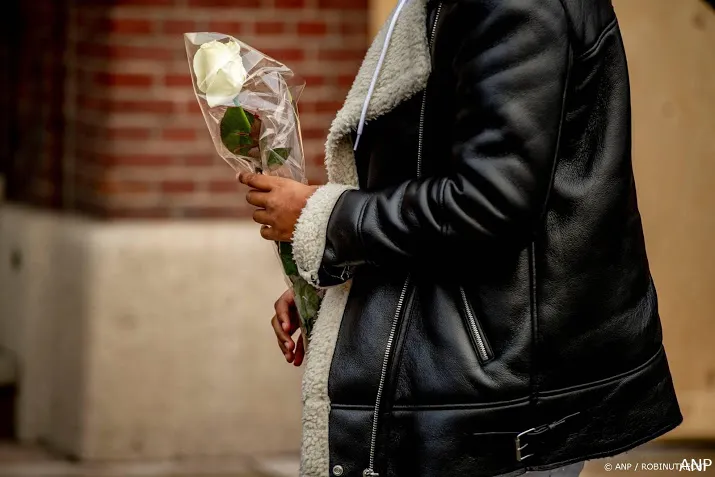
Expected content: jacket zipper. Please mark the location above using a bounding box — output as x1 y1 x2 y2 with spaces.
363 5 442 476
459 286 493 362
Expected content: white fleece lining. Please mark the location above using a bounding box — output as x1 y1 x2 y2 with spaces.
292 183 356 287
298 0 431 474
300 282 352 476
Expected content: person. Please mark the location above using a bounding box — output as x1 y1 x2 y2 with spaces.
238 0 682 475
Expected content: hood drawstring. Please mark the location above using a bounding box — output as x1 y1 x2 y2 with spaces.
354 0 412 152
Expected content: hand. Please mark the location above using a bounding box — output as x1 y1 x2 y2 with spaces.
238 172 318 242
271 288 305 366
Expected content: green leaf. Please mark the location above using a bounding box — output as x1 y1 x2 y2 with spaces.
221 107 258 155
278 242 299 277
267 147 291 168
292 277 322 339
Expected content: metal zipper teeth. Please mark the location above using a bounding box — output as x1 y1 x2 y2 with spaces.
459 286 490 362
416 2 442 178
364 278 410 477
363 6 443 477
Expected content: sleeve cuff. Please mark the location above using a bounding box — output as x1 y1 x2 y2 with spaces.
292 183 357 287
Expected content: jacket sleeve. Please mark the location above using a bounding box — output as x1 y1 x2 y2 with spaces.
293 0 571 286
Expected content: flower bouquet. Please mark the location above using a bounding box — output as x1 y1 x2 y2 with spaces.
184 32 322 343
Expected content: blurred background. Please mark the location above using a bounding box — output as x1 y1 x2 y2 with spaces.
0 0 713 475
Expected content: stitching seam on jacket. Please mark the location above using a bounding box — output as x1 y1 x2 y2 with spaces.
355 194 371 265
330 344 667 411
538 42 573 224
438 178 448 237
539 345 665 397
529 241 539 403
577 17 618 61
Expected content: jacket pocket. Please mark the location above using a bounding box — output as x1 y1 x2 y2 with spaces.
458 286 493 363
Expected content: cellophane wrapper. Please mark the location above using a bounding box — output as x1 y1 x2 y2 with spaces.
185 32 324 347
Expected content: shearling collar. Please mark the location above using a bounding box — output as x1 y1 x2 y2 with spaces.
323 0 431 187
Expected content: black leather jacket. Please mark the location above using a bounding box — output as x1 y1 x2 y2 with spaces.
313 0 682 475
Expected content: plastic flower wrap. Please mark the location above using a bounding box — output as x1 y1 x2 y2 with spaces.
185 32 323 345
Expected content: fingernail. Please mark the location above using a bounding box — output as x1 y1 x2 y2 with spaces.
285 341 293 349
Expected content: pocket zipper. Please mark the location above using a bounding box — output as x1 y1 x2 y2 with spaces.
459 286 493 362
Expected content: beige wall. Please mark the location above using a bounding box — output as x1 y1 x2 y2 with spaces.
616 0 715 438
0 206 303 459
367 0 715 437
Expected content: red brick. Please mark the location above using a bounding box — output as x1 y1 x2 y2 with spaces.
340 22 367 36
162 128 197 141
106 100 176 114
318 48 365 61
188 0 260 7
76 42 174 61
161 180 196 193
76 98 173 114
319 0 366 9
95 72 153 87
337 74 355 87
207 21 244 34
209 180 239 193
303 75 326 86
297 21 327 36
262 48 304 62
98 154 175 166
183 155 216 167
255 21 285 35
162 20 197 34
95 179 152 194
302 128 328 139
106 18 154 35
185 101 203 115
106 127 153 140
275 0 304 8
108 45 175 61
315 100 343 113
165 74 192 88
77 95 108 111
112 0 173 5
181 206 247 218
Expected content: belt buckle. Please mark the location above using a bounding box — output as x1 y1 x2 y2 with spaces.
515 428 536 462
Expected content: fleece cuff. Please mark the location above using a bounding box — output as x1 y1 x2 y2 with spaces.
292 183 356 287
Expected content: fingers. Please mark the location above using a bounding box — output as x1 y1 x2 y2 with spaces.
260 225 281 241
238 172 278 191
252 209 272 226
274 290 298 361
246 190 269 208
272 314 294 360
293 334 305 367
275 289 295 320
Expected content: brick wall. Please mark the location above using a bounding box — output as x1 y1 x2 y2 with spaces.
1 0 68 208
6 0 368 218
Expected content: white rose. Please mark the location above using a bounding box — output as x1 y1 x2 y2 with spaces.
193 40 248 108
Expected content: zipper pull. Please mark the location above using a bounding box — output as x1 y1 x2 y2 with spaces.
363 469 379 477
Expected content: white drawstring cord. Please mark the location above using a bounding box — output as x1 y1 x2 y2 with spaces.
354 0 411 152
